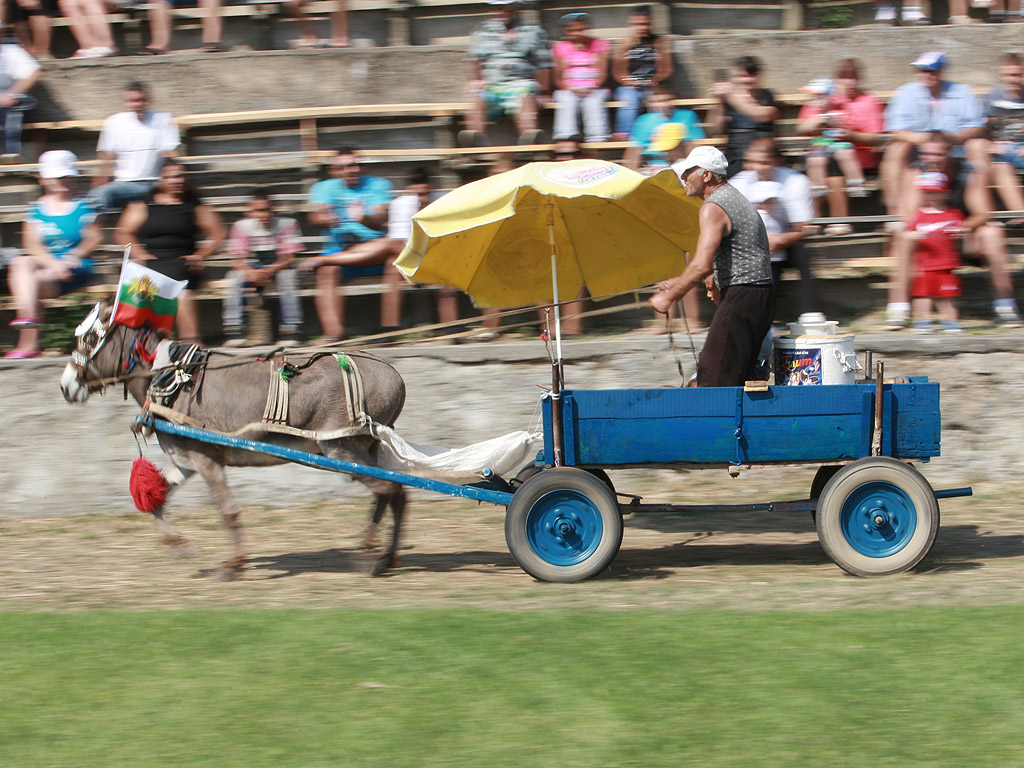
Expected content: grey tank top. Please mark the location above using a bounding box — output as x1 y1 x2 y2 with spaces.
706 183 773 289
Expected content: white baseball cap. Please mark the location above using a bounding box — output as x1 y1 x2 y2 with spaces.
38 150 79 179
673 145 728 177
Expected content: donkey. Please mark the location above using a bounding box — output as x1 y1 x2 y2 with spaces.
60 300 408 578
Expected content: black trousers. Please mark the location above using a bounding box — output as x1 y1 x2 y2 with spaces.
697 283 776 387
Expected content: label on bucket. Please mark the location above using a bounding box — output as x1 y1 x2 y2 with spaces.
775 347 822 385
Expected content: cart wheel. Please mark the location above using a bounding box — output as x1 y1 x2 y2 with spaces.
505 467 623 583
809 465 842 522
816 457 939 577
584 467 616 495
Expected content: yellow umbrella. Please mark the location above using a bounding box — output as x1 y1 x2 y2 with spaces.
397 159 699 307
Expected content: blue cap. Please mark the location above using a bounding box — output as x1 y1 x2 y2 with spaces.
912 52 947 71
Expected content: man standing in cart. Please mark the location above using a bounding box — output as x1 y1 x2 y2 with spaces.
649 145 775 386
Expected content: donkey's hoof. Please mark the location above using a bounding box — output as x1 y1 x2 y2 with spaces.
218 567 243 582
366 553 394 577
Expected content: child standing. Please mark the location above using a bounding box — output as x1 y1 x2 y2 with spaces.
907 172 964 334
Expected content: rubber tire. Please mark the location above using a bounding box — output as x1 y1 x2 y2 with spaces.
505 467 623 583
816 457 939 577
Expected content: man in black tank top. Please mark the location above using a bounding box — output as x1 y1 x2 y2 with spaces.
650 146 776 386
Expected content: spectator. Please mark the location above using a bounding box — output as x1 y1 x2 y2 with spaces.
551 12 610 144
462 0 552 147
885 133 1021 328
59 0 115 58
622 86 704 174
906 172 964 334
222 189 304 348
748 180 787 284
138 0 223 55
115 159 225 343
0 32 39 161
610 4 672 140
3 0 52 59
380 168 458 334
286 0 349 48
796 60 884 234
984 52 1024 218
706 55 779 177
987 0 1024 22
880 52 987 220
5 150 100 358
731 138 818 316
302 148 392 341
90 82 180 212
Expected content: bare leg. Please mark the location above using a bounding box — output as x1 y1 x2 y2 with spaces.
804 155 828 216
516 94 539 136
975 225 1015 300
481 307 501 329
199 0 222 44
59 0 99 51
329 0 349 46
285 0 318 42
147 0 172 50
28 14 51 59
314 264 345 338
8 256 60 352
911 297 931 324
834 146 864 186
887 231 913 305
935 297 958 323
436 287 459 325
380 257 403 329
466 94 488 134
174 290 201 343
826 176 848 218
880 140 911 217
991 162 1024 212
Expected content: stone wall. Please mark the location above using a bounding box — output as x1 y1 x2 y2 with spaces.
1 333 1018 517
31 25 1022 123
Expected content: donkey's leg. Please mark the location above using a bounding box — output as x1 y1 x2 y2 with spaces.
321 439 407 576
151 464 195 556
191 453 247 578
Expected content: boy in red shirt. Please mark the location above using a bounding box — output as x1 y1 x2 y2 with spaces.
907 172 964 333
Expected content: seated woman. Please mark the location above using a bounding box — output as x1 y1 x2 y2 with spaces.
6 150 100 359
796 59 884 235
115 159 225 343
551 12 611 143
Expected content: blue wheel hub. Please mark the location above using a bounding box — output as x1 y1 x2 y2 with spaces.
526 489 604 566
840 481 918 557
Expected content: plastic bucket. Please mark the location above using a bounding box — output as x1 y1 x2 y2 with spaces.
773 315 860 386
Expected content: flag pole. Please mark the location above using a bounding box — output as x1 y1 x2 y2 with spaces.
108 243 132 322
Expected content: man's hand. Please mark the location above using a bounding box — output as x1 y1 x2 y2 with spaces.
648 289 675 315
0 92 18 109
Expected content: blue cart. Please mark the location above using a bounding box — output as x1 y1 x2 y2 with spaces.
147 373 970 583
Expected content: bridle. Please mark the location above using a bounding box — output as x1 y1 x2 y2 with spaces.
70 303 159 394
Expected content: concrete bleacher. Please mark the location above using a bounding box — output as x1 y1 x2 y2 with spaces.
4 18 1024 346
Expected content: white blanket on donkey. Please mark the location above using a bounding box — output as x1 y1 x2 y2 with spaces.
373 426 541 482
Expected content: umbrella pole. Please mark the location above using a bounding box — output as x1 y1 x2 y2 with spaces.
546 206 565 467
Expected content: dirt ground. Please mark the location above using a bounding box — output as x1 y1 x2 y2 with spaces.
2 465 1022 613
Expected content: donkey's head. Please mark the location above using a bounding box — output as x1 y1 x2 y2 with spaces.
60 299 159 403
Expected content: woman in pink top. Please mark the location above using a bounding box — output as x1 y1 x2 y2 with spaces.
796 59 885 233
552 12 610 142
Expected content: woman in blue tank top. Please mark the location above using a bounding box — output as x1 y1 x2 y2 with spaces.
5 150 100 359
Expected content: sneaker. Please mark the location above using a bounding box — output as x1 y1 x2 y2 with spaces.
278 327 302 348
940 321 964 334
883 307 910 330
824 223 854 236
518 129 545 146
994 304 1024 327
3 348 41 359
912 321 934 334
846 181 870 198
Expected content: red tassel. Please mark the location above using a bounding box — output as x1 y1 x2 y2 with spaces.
130 457 170 514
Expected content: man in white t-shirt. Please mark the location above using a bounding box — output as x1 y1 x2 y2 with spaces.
383 168 457 332
90 81 180 212
222 189 305 347
0 40 40 160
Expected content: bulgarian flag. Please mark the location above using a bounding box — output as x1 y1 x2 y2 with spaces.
111 252 187 333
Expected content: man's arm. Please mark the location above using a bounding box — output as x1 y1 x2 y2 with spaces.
92 151 116 189
649 202 725 312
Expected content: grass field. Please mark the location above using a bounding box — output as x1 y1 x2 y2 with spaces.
3 607 1024 768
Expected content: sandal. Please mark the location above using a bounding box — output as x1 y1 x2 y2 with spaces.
138 46 168 56
9 316 43 328
4 349 41 359
200 42 228 52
